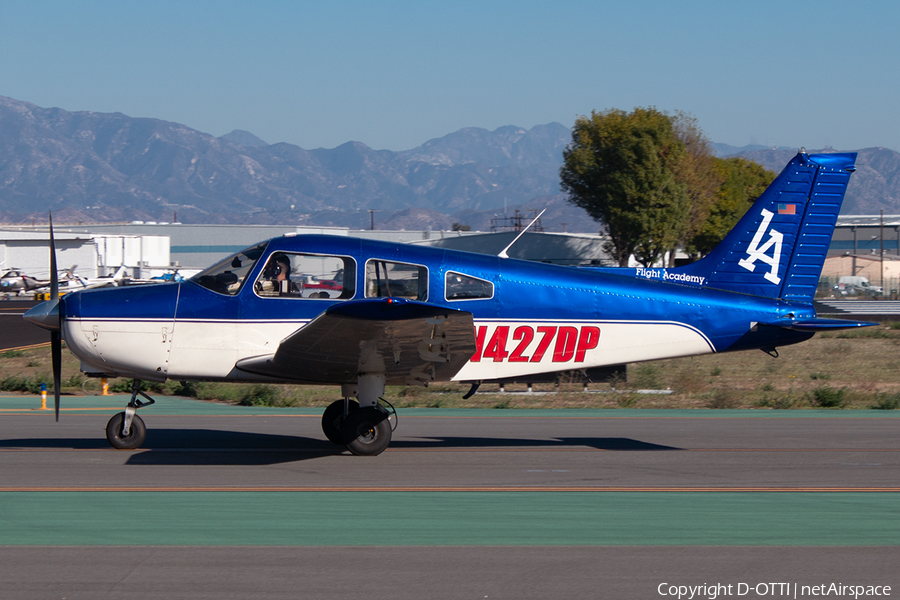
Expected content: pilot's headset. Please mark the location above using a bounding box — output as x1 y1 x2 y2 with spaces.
263 253 292 294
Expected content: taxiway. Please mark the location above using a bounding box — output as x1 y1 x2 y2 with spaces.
0 400 897 599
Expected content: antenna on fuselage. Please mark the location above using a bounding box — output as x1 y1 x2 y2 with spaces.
497 209 546 259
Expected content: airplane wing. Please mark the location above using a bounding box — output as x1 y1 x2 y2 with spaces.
235 298 476 386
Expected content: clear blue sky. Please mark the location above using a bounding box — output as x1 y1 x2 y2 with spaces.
1 0 897 152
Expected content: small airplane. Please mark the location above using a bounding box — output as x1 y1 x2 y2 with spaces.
25 150 874 455
69 265 135 290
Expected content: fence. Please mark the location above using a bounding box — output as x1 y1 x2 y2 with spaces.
816 275 900 300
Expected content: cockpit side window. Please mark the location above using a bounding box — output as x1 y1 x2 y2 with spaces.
254 252 356 299
445 271 494 300
190 242 267 296
365 259 428 301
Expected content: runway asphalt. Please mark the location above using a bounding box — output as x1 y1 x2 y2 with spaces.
0 398 897 599
0 300 47 350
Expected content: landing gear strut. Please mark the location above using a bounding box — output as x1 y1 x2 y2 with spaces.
105 379 155 449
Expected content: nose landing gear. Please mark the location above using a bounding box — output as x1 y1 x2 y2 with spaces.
105 379 155 449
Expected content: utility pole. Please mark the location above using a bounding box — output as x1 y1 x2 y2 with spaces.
880 209 885 289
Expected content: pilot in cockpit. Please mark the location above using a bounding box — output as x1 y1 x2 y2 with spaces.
258 252 300 296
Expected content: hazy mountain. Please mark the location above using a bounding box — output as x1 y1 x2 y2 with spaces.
0 95 572 227
1 95 897 231
712 143 796 157
219 129 269 147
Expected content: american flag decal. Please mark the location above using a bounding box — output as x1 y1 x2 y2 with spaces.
777 203 796 215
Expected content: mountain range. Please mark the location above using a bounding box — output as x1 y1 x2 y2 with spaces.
1 95 898 231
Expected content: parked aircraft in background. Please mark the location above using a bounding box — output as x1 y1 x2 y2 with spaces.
69 265 132 290
150 268 186 283
25 151 873 455
1 266 78 295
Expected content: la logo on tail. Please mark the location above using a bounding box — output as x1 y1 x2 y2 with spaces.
737 208 783 285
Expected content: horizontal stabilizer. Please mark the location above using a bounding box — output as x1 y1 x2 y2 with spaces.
762 317 878 332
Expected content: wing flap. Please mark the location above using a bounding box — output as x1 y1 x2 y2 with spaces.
235 298 475 385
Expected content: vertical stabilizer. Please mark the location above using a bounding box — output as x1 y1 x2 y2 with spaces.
674 151 857 301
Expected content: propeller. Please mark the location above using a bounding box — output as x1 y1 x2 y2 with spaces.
49 214 61 420
23 212 63 421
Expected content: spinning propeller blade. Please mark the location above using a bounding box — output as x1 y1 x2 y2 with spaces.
51 329 61 421
49 214 58 303
49 213 61 420
47 213 62 421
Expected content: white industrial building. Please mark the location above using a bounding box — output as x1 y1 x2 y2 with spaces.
0 230 98 280
0 229 171 281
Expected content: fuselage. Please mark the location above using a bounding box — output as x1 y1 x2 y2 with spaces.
59 234 815 385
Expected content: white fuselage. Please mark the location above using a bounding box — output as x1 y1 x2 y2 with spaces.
64 315 715 384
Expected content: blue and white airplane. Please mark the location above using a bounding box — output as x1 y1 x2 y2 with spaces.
25 150 873 455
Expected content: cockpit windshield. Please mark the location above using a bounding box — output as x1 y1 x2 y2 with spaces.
190 242 268 295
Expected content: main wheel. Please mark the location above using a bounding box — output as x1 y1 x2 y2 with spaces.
106 412 146 449
341 407 392 456
321 399 359 444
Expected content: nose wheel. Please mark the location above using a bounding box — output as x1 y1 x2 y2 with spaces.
106 412 146 449
105 379 155 449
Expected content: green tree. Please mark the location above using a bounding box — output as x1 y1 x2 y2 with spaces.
671 112 725 265
560 108 690 267
686 156 776 257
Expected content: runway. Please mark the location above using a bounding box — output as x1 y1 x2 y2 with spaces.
0 300 47 351
0 398 897 598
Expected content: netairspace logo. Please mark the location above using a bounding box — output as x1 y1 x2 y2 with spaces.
657 582 891 599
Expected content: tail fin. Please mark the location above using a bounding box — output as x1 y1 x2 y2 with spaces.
675 150 857 302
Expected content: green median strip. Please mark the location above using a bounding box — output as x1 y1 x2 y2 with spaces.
1 492 898 546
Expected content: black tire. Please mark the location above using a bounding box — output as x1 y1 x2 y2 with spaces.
341 407 392 456
321 399 359 444
106 412 146 449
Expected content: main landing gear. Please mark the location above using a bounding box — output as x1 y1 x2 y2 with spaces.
104 378 397 456
321 381 396 456
105 379 155 449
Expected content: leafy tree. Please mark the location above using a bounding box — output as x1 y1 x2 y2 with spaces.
671 112 725 265
560 108 690 267
686 156 776 257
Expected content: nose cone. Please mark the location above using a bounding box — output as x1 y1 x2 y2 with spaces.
24 299 60 331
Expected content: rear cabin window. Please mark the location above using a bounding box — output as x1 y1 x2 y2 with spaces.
445 271 493 300
365 259 428 301
254 252 355 299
